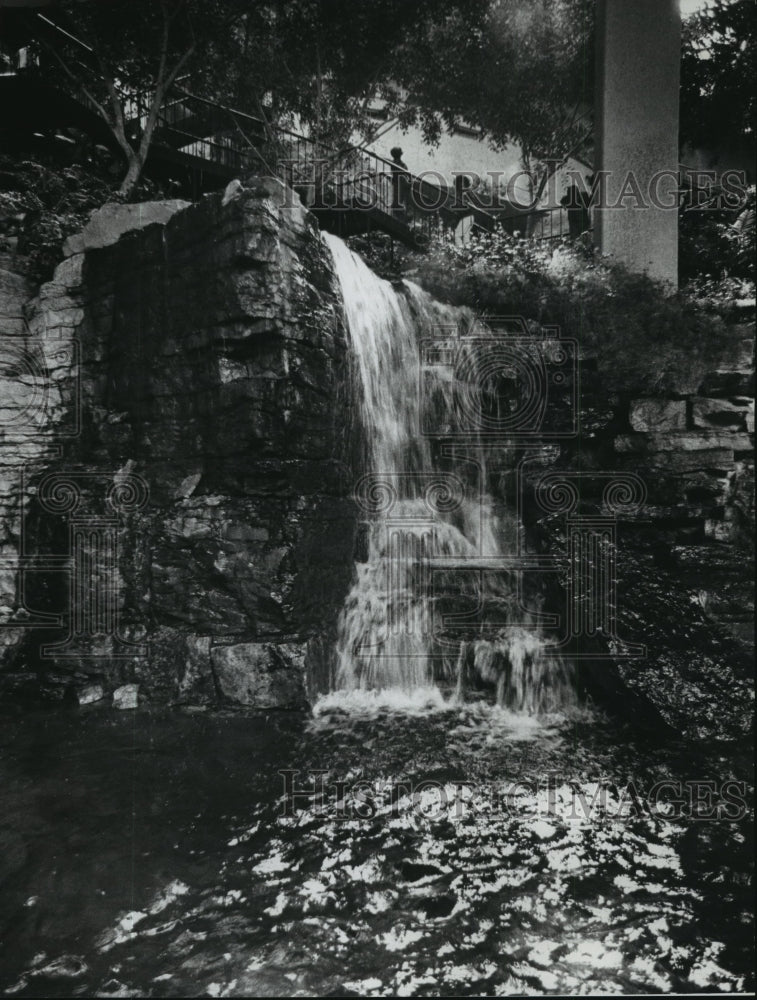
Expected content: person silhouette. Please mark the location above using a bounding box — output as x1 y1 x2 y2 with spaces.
561 179 592 239
390 146 409 216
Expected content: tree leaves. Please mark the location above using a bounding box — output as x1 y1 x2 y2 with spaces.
389 0 595 166
680 0 756 151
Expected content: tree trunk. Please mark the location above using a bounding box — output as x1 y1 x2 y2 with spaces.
115 93 163 199
117 151 146 199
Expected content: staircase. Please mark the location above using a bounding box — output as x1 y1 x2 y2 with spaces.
2 6 576 248
143 89 496 249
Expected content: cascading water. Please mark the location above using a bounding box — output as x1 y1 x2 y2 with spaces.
323 233 575 714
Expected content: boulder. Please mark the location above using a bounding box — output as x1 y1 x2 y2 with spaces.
77 683 104 706
629 399 686 432
177 635 214 702
1 179 356 700
62 200 190 257
691 396 752 430
210 642 307 708
113 684 139 710
615 431 752 453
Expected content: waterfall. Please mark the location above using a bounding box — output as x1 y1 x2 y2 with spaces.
323 233 576 714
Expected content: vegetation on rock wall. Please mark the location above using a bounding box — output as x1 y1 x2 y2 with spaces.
679 184 756 286
0 152 110 280
375 227 755 394
0 151 171 282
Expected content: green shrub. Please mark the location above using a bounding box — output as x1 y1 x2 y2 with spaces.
408 227 753 395
346 231 415 281
0 153 113 280
0 151 170 282
679 185 756 285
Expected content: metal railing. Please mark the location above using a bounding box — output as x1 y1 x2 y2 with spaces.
30 58 593 247
519 204 594 242
16 11 596 247
120 86 493 243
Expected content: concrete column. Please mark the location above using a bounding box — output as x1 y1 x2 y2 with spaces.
594 0 681 286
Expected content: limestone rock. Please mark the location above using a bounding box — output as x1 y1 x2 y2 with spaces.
113 684 139 710
62 200 190 257
177 635 214 702
77 683 104 706
222 179 244 206
174 473 202 500
699 370 754 397
615 431 752 453
211 642 307 708
691 396 752 430
629 399 686 432
0 178 355 700
626 448 736 472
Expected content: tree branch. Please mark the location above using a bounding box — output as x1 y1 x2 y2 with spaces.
230 114 277 176
136 1 194 164
98 67 132 156
35 36 125 147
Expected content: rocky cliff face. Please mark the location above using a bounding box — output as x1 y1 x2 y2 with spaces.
0 178 357 707
529 308 754 741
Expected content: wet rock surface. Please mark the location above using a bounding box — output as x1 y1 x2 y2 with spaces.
76 682 104 706
211 641 307 709
112 683 139 710
523 308 755 742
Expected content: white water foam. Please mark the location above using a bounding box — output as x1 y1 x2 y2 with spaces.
312 686 447 718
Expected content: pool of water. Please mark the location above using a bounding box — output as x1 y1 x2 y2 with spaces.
0 700 753 997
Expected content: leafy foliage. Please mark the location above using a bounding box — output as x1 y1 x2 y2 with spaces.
27 0 596 198
409 226 751 394
33 0 244 196
679 184 756 284
680 0 756 152
0 151 165 281
231 0 595 201
225 1 441 153
389 0 595 181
